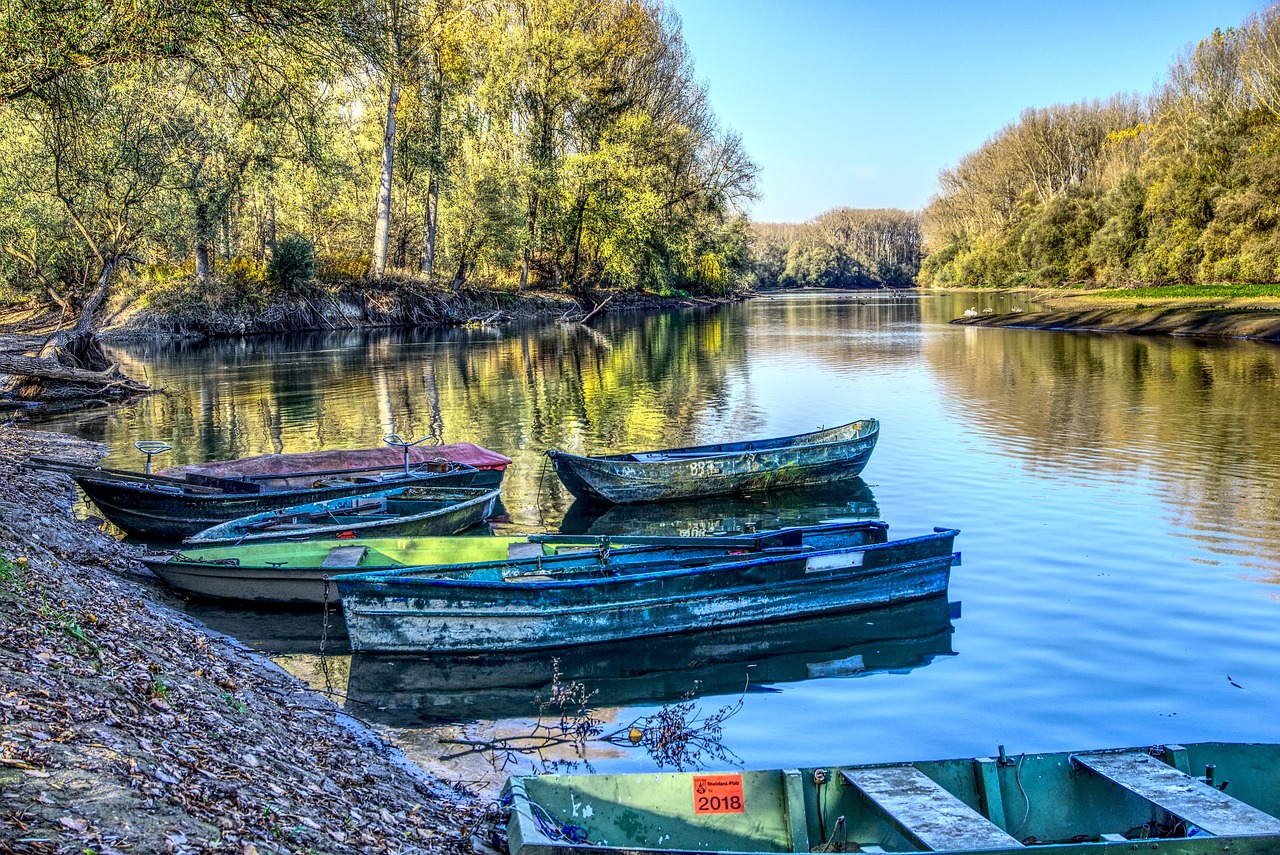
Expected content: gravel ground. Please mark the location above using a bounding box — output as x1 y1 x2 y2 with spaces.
0 425 502 854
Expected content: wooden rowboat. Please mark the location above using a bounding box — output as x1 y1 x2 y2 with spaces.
183 485 501 546
546 420 879 504
507 742 1280 855
335 523 957 653
24 437 508 540
142 521 890 606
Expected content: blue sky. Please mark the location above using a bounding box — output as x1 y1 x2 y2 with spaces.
671 0 1268 222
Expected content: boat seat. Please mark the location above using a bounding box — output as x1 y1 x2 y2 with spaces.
841 766 1023 852
508 542 548 559
321 545 369 569
1072 752 1280 836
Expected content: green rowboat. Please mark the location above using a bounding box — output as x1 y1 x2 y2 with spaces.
507 742 1280 855
142 521 891 606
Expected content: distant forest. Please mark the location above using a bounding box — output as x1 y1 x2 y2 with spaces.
749 209 922 289
921 7 1280 287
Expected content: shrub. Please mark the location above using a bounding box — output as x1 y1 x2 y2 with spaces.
268 235 315 292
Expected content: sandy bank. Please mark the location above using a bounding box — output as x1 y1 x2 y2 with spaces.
0 426 497 853
951 305 1280 343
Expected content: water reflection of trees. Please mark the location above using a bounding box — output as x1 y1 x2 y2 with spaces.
94 311 751 527
927 327 1280 580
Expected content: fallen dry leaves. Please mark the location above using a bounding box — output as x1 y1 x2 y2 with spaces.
0 425 502 854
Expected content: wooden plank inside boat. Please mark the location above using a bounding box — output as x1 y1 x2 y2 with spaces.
321 545 369 569
841 766 1023 852
1072 751 1280 836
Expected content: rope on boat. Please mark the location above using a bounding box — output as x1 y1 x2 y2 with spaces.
528 801 590 844
535 452 553 528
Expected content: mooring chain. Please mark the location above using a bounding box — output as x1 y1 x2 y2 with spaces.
319 578 335 696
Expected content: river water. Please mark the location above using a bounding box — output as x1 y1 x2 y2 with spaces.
44 291 1280 783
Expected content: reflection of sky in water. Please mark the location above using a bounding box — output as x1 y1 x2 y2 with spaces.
48 292 1280 777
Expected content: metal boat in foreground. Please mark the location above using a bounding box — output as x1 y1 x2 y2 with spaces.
508 742 1280 855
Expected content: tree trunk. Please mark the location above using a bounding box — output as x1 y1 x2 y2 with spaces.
369 75 401 279
265 191 278 260
194 201 214 285
420 172 438 279
568 194 588 288
451 256 469 290
36 254 120 372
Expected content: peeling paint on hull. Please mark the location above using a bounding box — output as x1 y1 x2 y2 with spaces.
547 420 879 504
338 527 958 653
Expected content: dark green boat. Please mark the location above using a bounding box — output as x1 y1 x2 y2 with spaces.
24 439 507 540
507 742 1280 855
547 420 879 504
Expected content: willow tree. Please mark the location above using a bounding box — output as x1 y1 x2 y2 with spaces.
8 68 187 370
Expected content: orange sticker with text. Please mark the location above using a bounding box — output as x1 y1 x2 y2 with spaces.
692 774 745 814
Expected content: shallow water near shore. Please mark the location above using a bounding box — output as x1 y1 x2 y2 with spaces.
42 291 1280 781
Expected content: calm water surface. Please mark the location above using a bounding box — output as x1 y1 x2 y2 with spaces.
45 292 1280 784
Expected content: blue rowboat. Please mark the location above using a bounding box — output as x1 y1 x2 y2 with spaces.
335 523 958 653
546 419 879 504
183 485 501 546
344 595 958 725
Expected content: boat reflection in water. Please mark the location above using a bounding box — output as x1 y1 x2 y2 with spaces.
344 594 958 726
181 601 350 654
557 478 879 538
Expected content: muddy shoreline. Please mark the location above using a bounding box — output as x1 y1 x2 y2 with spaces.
0 427 499 854
943 288 1280 343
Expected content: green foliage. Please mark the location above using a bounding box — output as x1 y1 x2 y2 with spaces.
267 235 316 292
921 10 1280 288
0 0 758 317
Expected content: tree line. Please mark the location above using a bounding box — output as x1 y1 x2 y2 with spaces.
749 208 922 289
0 0 760 360
922 6 1280 287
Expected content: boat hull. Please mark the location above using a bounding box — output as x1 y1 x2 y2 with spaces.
345 595 957 725
547 420 879 504
507 742 1280 855
337 526 957 653
76 466 478 540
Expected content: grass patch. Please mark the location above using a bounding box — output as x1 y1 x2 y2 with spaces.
1088 284 1280 300
0 555 22 583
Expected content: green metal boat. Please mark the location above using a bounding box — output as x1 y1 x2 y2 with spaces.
142 521 890 606
507 742 1280 855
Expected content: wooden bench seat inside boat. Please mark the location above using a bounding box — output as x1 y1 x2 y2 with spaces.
841 766 1023 851
321 545 369 569
1072 751 1280 836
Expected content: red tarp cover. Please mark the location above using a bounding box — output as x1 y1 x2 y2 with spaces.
158 443 512 479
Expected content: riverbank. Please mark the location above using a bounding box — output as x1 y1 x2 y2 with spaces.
947 288 1280 343
0 427 498 853
0 286 738 342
